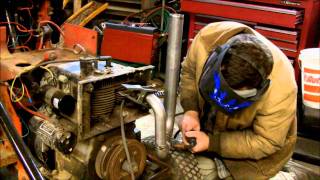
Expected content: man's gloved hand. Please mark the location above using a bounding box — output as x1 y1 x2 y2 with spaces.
185 131 209 153
180 111 200 143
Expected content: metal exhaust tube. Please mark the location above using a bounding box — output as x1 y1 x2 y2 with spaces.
164 14 184 138
146 94 168 159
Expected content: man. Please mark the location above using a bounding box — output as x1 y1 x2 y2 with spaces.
179 21 297 179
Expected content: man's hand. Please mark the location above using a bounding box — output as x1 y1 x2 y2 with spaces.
185 131 209 153
180 110 200 132
180 111 200 143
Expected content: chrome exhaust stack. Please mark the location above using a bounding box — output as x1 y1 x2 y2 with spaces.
164 14 184 138
145 14 184 160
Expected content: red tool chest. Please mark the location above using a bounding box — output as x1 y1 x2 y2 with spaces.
181 0 320 80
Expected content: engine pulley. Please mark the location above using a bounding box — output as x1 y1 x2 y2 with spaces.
95 136 146 180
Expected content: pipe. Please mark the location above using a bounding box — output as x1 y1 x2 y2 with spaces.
146 94 168 159
164 14 184 138
5 10 17 48
0 102 45 180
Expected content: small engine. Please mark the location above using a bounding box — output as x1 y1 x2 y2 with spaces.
26 56 153 179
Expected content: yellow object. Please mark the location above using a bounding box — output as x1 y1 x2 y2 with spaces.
10 75 25 102
63 0 71 9
9 65 54 102
64 1 109 27
40 66 54 79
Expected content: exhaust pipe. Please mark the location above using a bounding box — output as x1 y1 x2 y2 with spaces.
146 94 168 159
164 14 184 138
144 14 184 159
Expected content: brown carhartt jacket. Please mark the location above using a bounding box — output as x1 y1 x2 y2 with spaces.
180 22 297 179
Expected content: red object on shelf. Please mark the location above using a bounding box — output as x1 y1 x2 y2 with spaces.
181 0 320 81
101 26 158 65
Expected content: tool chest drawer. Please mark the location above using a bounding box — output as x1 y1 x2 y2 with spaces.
243 0 310 8
255 26 299 56
189 14 301 58
181 0 304 28
255 26 299 43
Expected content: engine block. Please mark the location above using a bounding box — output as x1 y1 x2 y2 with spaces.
40 60 153 140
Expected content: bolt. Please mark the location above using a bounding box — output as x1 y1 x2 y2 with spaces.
66 133 71 139
58 75 68 83
85 83 94 93
101 145 107 152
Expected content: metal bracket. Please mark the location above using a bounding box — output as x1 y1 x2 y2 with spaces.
119 84 158 108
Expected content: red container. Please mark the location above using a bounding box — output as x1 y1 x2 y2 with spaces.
101 24 158 65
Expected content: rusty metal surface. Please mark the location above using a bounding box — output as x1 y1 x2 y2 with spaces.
0 85 19 167
0 48 84 81
62 23 98 55
0 128 18 167
0 85 30 179
0 27 10 59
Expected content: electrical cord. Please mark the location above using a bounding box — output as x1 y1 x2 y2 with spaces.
0 21 33 33
0 21 34 47
39 66 54 79
1 19 64 51
23 83 32 103
120 100 135 180
123 5 176 33
16 101 49 120
9 63 54 103
14 45 31 51
8 82 49 120
10 77 25 103
7 33 29 48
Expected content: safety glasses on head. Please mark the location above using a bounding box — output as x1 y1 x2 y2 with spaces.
199 44 271 115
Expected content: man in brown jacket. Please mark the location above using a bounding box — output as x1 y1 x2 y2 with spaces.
179 22 297 179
